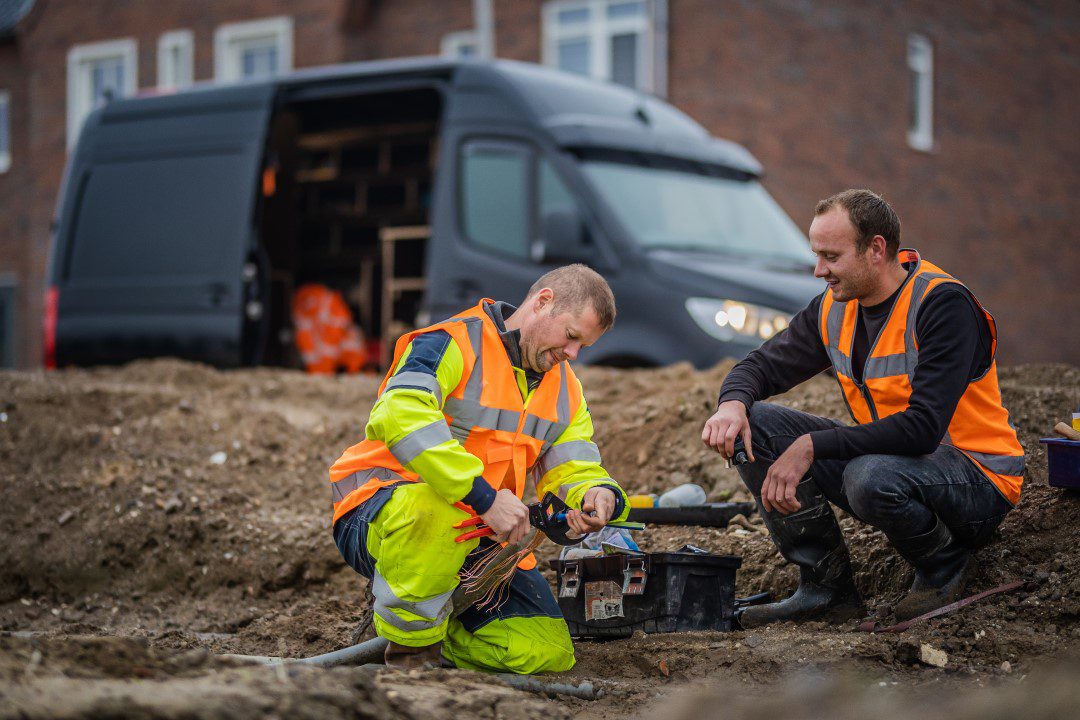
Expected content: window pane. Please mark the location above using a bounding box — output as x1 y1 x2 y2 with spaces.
607 1 646 20
557 7 590 24
611 33 638 87
582 160 813 264
558 38 590 76
539 160 575 217
90 57 124 106
461 145 530 258
909 69 920 134
240 43 278 79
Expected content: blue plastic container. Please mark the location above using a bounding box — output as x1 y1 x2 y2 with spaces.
1039 438 1080 489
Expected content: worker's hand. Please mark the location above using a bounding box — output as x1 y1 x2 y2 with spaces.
702 400 755 462
480 489 531 544
567 487 616 536
760 434 813 515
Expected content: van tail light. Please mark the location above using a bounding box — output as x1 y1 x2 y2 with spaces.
43 286 58 370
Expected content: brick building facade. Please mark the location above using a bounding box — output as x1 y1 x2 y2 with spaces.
0 0 1076 367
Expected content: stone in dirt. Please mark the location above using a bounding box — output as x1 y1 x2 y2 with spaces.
919 643 948 668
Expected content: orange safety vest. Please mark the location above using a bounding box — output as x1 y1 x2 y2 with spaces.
818 249 1025 504
328 300 584 565
292 284 368 375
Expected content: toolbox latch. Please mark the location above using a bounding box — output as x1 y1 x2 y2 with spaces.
559 561 582 598
621 557 648 596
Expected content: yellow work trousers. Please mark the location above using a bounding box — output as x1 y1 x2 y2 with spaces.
338 481 576 674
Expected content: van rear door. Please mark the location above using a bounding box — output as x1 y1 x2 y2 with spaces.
52 83 275 367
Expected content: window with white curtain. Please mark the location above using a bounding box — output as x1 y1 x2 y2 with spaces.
66 38 138 149
158 30 194 90
542 0 658 93
214 17 293 83
907 33 934 152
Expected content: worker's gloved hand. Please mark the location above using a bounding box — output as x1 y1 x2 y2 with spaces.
702 400 756 462
479 489 531 544
567 487 616 536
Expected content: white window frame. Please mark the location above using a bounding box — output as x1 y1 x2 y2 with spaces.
0 91 10 173
66 38 138 150
907 33 934 152
158 30 194 90
214 16 293 83
542 0 659 93
441 30 479 59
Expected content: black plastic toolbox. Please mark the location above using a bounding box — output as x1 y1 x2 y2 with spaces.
550 552 742 638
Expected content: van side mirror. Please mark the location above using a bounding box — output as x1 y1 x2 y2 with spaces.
533 208 591 264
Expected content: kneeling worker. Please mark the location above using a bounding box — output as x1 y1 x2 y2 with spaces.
702 189 1024 627
330 264 630 672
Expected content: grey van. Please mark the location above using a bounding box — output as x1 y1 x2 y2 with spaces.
46 58 821 370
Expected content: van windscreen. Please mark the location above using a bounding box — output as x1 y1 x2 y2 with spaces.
65 153 252 281
581 159 813 265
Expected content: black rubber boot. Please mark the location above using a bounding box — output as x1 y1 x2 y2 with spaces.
893 518 975 621
735 461 863 629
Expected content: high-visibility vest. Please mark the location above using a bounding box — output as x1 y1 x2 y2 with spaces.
329 299 584 528
818 249 1025 504
292 284 368 375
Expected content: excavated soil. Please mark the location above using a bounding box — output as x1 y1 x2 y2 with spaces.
1 359 1078 718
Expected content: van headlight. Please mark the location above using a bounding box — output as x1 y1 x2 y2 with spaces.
685 298 791 342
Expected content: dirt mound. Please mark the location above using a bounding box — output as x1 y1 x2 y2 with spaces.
0 634 558 720
1 358 1077 718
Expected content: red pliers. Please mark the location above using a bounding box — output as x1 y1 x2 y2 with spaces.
453 515 496 543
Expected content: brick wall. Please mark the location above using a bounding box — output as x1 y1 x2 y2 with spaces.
0 0 1076 366
0 40 29 364
667 0 1079 363
2 0 348 366
342 0 473 60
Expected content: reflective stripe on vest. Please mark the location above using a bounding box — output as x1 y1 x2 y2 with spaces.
442 316 573 448
819 250 1025 504
372 570 455 632
331 467 408 504
384 371 444 406
556 476 615 501
388 419 454 466
536 440 602 478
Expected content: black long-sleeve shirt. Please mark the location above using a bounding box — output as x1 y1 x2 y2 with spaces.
717 272 994 460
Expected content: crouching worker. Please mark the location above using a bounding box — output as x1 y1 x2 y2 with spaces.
329 264 630 672
702 189 1024 627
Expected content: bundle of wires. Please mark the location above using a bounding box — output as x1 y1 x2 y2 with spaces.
455 532 547 612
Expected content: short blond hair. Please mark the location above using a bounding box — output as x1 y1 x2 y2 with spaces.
525 264 616 330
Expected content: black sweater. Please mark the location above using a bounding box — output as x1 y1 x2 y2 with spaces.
717 271 994 460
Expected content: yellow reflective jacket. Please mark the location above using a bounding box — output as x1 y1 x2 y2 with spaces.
329 299 629 530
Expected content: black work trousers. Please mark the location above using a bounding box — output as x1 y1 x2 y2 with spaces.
737 402 1013 554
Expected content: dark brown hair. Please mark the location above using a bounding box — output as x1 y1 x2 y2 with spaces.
815 189 901 257
526 264 616 330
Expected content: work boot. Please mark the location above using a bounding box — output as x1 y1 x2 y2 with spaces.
893 518 975 621
383 640 445 669
735 461 863 629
